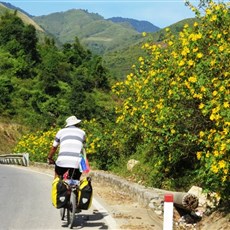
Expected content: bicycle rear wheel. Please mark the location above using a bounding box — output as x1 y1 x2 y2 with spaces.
69 191 76 229
60 207 66 220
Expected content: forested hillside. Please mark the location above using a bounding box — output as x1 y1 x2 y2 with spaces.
0 11 114 130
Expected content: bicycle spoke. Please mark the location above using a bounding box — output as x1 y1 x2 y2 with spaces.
69 191 76 229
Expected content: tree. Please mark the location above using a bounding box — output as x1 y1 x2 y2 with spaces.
0 11 39 62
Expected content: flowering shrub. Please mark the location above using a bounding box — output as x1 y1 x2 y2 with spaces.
14 128 58 162
112 0 229 196
82 118 122 170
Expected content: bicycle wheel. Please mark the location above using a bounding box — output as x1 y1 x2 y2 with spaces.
60 207 66 220
66 205 70 226
69 190 76 229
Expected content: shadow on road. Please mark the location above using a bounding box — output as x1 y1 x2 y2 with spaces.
61 209 109 229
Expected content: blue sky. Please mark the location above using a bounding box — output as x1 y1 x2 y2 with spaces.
4 0 200 28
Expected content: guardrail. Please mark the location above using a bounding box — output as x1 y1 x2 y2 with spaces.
0 153 29 167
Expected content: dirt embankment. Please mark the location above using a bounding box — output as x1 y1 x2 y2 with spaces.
0 122 24 154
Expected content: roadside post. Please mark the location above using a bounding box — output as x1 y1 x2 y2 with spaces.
163 194 174 230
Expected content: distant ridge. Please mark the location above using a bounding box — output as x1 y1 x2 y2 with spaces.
0 2 44 32
107 17 160 32
0 1 34 17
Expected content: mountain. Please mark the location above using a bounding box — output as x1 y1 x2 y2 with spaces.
33 9 145 54
0 1 33 18
103 17 199 80
0 2 197 80
0 2 160 55
107 17 160 33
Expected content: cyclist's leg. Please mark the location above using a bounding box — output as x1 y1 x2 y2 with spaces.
55 165 69 179
68 168 82 180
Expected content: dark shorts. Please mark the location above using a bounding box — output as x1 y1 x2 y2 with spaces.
55 165 82 180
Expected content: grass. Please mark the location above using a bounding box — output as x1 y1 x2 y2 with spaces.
0 118 27 154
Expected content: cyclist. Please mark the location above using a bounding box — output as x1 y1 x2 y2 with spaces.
47 115 86 180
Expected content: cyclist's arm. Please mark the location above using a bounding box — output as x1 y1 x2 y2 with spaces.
47 146 57 164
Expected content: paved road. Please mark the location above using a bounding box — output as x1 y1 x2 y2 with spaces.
0 165 117 230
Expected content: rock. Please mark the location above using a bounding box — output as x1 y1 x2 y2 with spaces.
127 159 139 171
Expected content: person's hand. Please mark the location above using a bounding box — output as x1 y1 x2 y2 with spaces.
47 157 55 165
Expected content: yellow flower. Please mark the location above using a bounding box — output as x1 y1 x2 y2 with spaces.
194 93 203 99
211 164 218 173
171 129 176 134
215 5 220 10
220 143 226 151
219 86 225 91
219 46 224 52
188 76 197 83
184 24 189 29
212 91 218 96
210 15 217 21
197 53 203 58
193 47 198 52
210 113 215 120
180 71 185 76
138 56 144 62
168 89 173 95
142 32 147 37
213 150 219 157
199 131 205 137
188 60 194 66
206 9 212 15
223 102 229 108
210 60 216 66
143 43 149 48
218 160 226 169
170 81 176 86
199 103 205 109
194 22 198 27
196 151 202 160
200 86 206 92
178 60 185 66
189 33 202 41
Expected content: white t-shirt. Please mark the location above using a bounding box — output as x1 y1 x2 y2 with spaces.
53 126 86 168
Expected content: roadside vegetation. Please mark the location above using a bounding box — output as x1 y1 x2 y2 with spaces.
1 0 229 203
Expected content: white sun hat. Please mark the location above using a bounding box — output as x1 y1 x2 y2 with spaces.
65 115 81 127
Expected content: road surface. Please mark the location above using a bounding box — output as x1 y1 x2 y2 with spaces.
0 165 117 230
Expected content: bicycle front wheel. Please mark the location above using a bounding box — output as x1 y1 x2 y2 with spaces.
69 191 76 229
